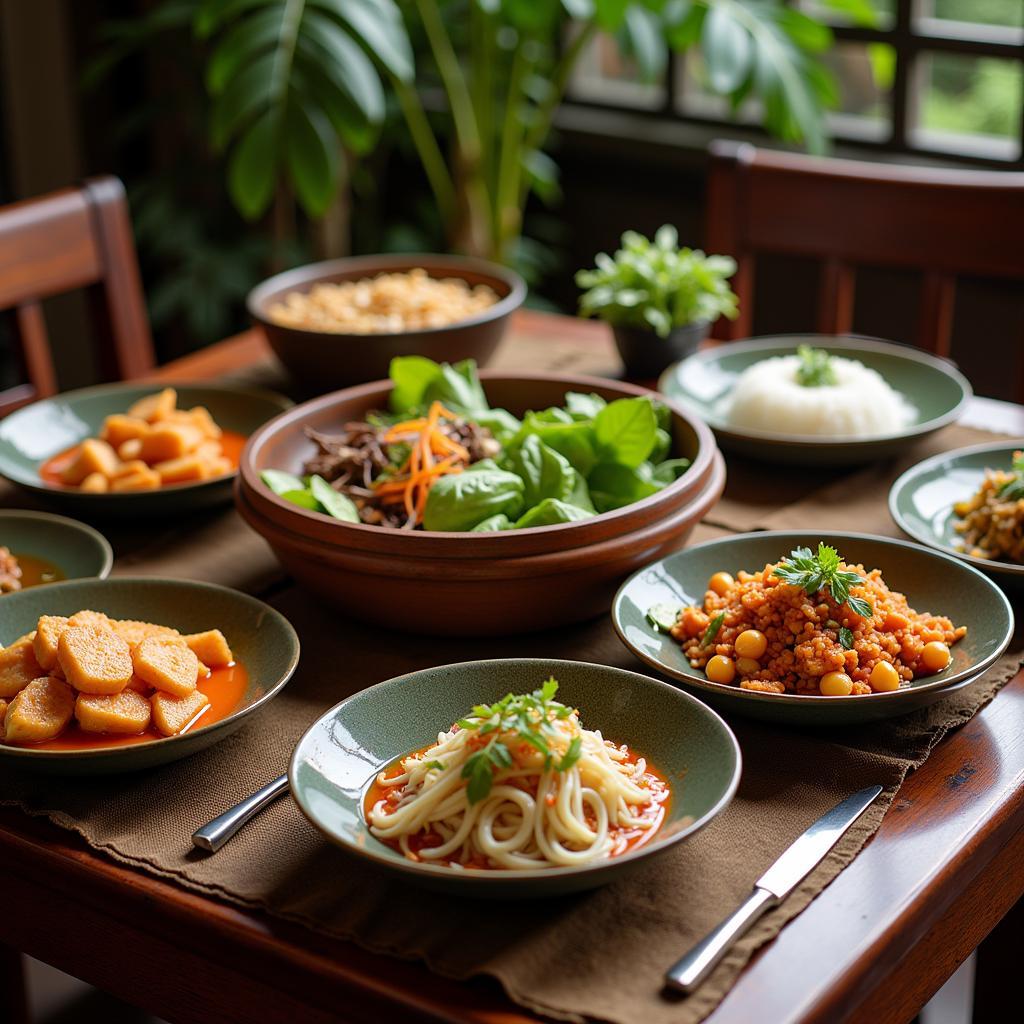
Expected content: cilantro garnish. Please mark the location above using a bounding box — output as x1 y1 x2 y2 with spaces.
795 345 838 388
998 451 1024 501
772 544 873 619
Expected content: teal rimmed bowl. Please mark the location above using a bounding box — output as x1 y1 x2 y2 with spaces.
0 577 299 774
0 382 291 516
290 658 741 898
613 531 1013 725
658 335 970 465
0 510 112 586
890 440 1024 588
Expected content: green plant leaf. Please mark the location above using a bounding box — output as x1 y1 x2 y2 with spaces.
299 11 385 123
701 5 754 94
594 397 658 468
285 103 340 217
209 50 275 150
514 498 594 529
310 0 414 82
195 0 278 38
309 474 360 522
228 109 278 219
423 469 525 531
504 435 576 508
206 5 284 94
587 462 660 512
471 513 513 532
622 6 667 83
389 355 441 413
594 0 629 31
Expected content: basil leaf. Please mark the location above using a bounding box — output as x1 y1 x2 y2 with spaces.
587 462 660 512
516 416 598 476
651 457 691 485
422 468 525 531
471 513 512 532
472 407 521 443
839 626 855 650
261 469 306 495
594 397 658 468
389 355 441 413
514 498 594 529
650 427 672 464
568 470 596 512
308 475 359 523
847 596 874 619
564 391 606 420
424 358 489 414
505 435 575 508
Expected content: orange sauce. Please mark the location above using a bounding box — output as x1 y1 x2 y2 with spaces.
363 740 671 868
39 430 247 487
30 662 249 751
3 552 64 589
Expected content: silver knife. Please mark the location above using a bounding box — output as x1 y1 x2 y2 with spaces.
664 783 883 993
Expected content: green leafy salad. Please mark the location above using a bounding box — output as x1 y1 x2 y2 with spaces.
262 356 690 531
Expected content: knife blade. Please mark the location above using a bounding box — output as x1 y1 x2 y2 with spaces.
664 784 883 994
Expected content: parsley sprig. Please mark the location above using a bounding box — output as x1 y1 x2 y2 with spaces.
772 544 873 619
457 678 581 804
997 451 1024 501
795 345 838 388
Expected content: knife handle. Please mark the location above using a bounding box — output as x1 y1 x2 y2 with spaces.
664 887 777 993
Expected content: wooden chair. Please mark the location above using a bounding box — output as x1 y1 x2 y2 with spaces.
704 140 1024 355
0 176 155 415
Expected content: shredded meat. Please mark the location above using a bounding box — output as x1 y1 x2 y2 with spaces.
0 547 22 594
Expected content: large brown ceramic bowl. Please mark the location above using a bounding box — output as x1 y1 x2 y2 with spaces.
236 372 723 634
248 254 526 393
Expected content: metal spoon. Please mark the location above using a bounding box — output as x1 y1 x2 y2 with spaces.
192 774 290 852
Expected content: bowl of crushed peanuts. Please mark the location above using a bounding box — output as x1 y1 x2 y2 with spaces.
248 254 526 393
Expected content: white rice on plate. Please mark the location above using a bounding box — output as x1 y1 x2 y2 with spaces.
721 354 916 438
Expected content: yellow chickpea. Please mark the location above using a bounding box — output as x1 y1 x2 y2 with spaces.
869 661 901 692
706 655 736 684
708 572 734 597
921 641 951 673
820 671 853 697
734 629 767 659
735 657 761 676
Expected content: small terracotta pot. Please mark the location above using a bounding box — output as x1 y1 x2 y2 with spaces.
612 320 709 379
247 253 526 394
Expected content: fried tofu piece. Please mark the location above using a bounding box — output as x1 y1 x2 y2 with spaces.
60 439 120 486
0 638 43 698
182 629 234 668
57 625 132 694
101 414 150 449
0 699 6 728
126 674 153 695
132 636 198 697
138 423 203 464
196 660 211 679
4 677 74 744
69 610 113 632
110 619 180 648
33 615 70 670
80 472 110 493
188 407 222 440
153 454 211 485
117 439 144 461
150 688 209 736
76 688 152 735
128 387 177 424
110 466 161 492
111 458 148 480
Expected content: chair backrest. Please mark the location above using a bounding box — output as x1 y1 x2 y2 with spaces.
0 175 155 415
704 140 1024 355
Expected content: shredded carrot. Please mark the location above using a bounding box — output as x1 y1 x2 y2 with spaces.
373 401 472 526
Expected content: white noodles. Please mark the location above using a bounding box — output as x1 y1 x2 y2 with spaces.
367 710 667 871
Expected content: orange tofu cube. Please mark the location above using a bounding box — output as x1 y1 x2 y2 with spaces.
76 688 152 735
128 387 178 424
110 467 161 492
111 619 180 648
188 406 222 440
101 414 150 449
4 677 74 744
182 629 234 668
60 439 120 485
150 689 209 736
57 625 133 694
111 458 149 480
132 636 199 697
0 638 43 698
138 423 203 464
154 454 211 485
0 698 6 728
69 609 113 631
118 439 144 461
80 472 110 493
33 615 70 670
126 674 153 695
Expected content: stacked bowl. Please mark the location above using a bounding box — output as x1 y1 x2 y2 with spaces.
236 372 724 635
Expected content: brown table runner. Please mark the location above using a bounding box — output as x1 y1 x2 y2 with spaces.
3 422 1021 1024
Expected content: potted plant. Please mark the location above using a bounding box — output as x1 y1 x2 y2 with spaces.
575 226 739 378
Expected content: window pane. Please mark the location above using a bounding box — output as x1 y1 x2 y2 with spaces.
914 52 1023 158
822 42 894 140
675 51 761 123
568 31 665 110
799 1 896 30
918 0 1023 30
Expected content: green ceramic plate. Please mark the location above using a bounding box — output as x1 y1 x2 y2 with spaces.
658 336 970 465
0 577 299 774
290 658 740 898
613 531 1013 725
890 440 1024 588
0 510 113 586
0 382 291 516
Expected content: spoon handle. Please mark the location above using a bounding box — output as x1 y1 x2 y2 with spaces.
192 774 290 853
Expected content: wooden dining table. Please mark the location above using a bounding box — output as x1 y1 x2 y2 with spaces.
2 310 1023 1024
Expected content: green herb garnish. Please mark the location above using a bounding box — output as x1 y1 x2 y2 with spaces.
997 451 1024 501
839 626 855 650
425 760 445 771
456 678 580 804
795 345 837 388
702 612 726 647
646 603 680 633
772 544 873 619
